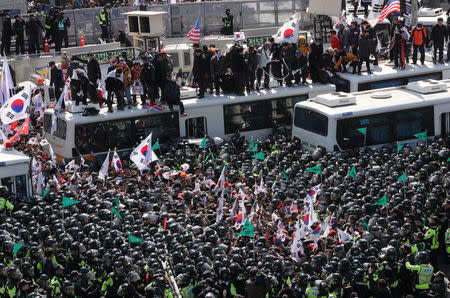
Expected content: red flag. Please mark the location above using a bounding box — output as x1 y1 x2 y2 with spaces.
10 121 18 132
164 217 167 230
5 118 30 146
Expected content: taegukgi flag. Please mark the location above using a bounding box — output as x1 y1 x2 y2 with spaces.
130 133 159 171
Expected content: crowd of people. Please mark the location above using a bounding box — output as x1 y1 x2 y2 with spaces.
49 50 186 114
0 95 449 297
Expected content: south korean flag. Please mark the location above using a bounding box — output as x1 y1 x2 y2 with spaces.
0 88 32 125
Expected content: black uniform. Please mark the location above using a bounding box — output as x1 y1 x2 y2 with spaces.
431 23 447 62
244 49 258 91
220 11 233 35
309 41 323 83
70 72 89 105
13 17 26 55
231 48 246 95
74 56 102 102
358 34 372 74
1 16 13 56
55 15 70 51
140 61 155 103
50 66 65 102
270 43 282 85
26 16 44 54
210 53 226 95
192 51 209 98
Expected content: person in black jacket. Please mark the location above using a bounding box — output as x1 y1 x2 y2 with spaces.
26 13 44 54
362 21 378 66
140 56 155 104
244 46 258 92
292 50 308 85
105 68 124 112
152 51 173 100
281 42 295 87
116 29 132 47
70 70 89 106
231 46 246 96
13 15 25 55
162 80 186 117
210 49 226 95
192 48 208 98
269 38 282 86
1 12 12 56
49 61 65 105
309 38 323 83
73 53 102 103
358 29 372 75
431 17 448 63
204 45 215 94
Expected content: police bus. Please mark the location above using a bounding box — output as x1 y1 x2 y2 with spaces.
333 61 450 93
43 84 335 161
292 79 450 152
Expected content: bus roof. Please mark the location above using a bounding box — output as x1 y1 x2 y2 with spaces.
296 79 450 118
46 84 335 124
0 148 30 166
337 60 450 85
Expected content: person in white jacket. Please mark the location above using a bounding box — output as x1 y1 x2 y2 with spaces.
256 42 271 90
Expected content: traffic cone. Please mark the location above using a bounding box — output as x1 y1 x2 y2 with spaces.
44 37 50 53
80 34 86 47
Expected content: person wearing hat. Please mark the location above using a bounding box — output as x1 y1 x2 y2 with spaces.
431 17 447 63
54 11 70 51
1 12 12 56
192 48 208 98
292 49 308 85
99 5 111 41
281 42 295 87
410 23 428 65
269 37 283 86
26 13 44 54
244 46 258 92
210 48 226 95
49 61 65 106
13 15 25 55
140 55 155 105
221 9 233 35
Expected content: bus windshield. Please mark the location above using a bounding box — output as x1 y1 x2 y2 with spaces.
336 106 434 149
75 112 179 155
294 107 328 136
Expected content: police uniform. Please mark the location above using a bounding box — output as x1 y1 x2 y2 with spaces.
424 225 440 267
99 8 110 40
406 261 433 293
0 196 14 214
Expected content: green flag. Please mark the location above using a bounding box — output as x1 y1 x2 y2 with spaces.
251 152 265 160
397 172 408 182
128 234 144 244
282 168 290 182
113 197 120 207
373 194 387 206
348 167 356 178
251 144 258 153
210 152 215 161
414 131 427 141
200 137 207 147
249 139 255 149
356 127 367 136
306 165 322 174
152 140 160 150
237 219 254 237
13 243 24 256
448 157 450 162
42 189 51 198
397 143 403 153
112 206 123 220
62 197 80 208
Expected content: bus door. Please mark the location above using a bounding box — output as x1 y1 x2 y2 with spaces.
185 117 207 138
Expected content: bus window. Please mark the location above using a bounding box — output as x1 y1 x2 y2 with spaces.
271 96 307 126
294 107 328 136
15 175 27 200
337 113 393 149
333 78 350 93
186 117 207 138
0 177 13 192
358 72 443 91
441 112 450 136
43 114 66 139
224 101 271 134
171 53 180 68
394 107 434 140
76 122 109 154
106 120 134 149
183 51 191 66
134 112 180 144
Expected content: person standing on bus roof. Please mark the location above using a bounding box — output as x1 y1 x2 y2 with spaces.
358 29 372 75
49 61 65 108
13 15 26 55
72 53 102 103
119 58 133 109
192 48 208 99
338 24 350 52
391 23 408 69
140 56 155 105
431 17 447 64
105 67 124 112
349 21 360 57
361 21 378 66
269 37 283 86
333 49 357 74
410 23 427 65
330 30 341 51
210 49 226 95
255 42 271 91
447 18 450 62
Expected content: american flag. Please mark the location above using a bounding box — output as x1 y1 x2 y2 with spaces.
187 17 201 43
378 0 400 23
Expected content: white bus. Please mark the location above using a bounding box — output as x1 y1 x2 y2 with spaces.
43 84 335 161
292 79 450 152
333 61 450 93
0 148 32 199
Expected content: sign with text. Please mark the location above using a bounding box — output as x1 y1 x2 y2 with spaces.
72 48 135 65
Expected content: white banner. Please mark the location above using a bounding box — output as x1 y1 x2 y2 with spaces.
366 0 385 27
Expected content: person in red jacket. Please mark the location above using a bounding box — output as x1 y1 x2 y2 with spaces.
330 30 341 51
410 23 428 65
